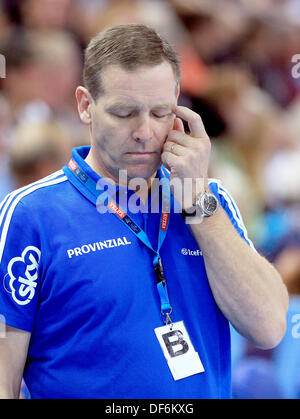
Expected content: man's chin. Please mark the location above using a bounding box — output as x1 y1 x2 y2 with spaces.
120 162 160 182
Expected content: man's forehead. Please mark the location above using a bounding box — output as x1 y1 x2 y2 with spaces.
100 62 177 90
102 61 175 77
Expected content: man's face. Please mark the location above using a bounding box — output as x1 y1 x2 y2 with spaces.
89 61 178 182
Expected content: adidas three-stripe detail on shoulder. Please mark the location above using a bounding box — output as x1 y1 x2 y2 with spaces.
0 170 68 263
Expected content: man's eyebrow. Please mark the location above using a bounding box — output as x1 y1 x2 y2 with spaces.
151 104 173 110
105 103 174 112
105 103 138 112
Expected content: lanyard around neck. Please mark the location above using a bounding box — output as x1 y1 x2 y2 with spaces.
64 158 173 324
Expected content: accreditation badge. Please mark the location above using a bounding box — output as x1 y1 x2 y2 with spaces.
154 321 205 381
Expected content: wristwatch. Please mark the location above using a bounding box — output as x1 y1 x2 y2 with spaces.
195 192 219 217
181 191 219 219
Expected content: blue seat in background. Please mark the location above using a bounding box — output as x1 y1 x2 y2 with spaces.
272 296 300 399
232 356 284 399
230 296 300 399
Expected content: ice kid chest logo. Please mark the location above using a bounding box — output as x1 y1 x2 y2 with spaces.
5 246 41 306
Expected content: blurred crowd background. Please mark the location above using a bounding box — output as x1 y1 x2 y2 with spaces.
0 0 300 399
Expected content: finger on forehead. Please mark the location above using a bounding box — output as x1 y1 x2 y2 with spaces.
173 106 208 138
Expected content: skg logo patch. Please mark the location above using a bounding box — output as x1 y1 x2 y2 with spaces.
5 246 41 306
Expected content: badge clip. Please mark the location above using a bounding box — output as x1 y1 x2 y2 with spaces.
161 308 173 329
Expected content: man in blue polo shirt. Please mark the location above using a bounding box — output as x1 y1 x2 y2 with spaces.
0 24 288 399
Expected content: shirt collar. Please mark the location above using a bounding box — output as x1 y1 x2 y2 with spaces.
63 146 170 209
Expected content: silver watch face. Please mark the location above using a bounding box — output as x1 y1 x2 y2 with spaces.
199 193 219 216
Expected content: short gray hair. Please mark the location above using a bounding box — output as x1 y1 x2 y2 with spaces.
83 23 181 100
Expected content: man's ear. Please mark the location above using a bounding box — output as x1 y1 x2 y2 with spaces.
75 86 93 124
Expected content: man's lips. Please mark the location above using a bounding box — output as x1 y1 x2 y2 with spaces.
124 152 158 159
125 152 157 155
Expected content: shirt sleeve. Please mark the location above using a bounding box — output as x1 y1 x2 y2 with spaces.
0 192 42 332
209 179 257 251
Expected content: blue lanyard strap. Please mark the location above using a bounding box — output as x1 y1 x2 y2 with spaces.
64 159 173 323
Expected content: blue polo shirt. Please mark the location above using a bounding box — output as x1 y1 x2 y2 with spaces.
0 146 255 399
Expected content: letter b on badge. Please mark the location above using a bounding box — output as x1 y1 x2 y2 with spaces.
155 321 205 380
162 330 189 357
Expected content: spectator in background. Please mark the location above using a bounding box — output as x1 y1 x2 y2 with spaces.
261 147 300 278
196 65 294 237
274 234 300 296
0 29 88 146
173 1 300 107
0 30 40 117
18 0 74 31
0 26 87 199
16 0 90 51
0 0 11 39
3 0 81 35
0 95 13 199
172 0 247 66
231 15 300 107
3 0 106 49
9 121 72 188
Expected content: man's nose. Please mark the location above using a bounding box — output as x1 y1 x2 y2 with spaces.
132 115 153 143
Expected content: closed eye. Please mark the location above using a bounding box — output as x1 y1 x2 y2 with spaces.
112 112 171 119
112 112 133 119
152 112 172 119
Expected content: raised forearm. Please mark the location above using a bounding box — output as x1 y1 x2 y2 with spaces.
189 208 289 349
161 106 288 348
